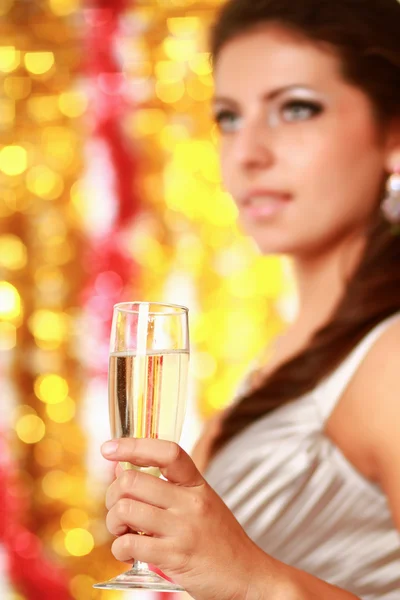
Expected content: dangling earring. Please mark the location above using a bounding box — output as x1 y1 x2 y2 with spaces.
382 168 400 224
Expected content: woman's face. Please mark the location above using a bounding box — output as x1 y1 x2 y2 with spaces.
214 27 393 257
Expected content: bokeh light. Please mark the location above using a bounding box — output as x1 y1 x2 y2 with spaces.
46 397 76 423
34 374 69 404
24 51 55 75
0 281 21 321
29 310 69 348
4 76 32 100
0 321 17 350
15 414 46 444
26 165 64 200
64 528 94 557
58 90 88 118
0 145 28 176
0 46 20 72
49 0 80 17
0 235 27 270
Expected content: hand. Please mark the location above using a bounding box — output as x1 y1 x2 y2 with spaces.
101 438 282 600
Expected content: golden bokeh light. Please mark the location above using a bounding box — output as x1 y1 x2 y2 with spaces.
0 321 17 350
26 165 64 200
0 281 21 321
155 80 185 104
131 108 168 137
0 46 20 72
0 235 28 270
208 192 238 227
46 397 76 423
186 75 214 101
29 309 69 348
15 414 46 444
64 528 94 557
49 0 80 17
159 123 190 152
34 373 69 404
189 52 212 75
4 76 32 100
155 60 186 82
163 38 198 61
167 16 201 37
159 123 190 150
131 233 166 270
24 51 55 75
58 90 88 118
0 145 28 176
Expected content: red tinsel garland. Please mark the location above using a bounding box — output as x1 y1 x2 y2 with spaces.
82 2 175 598
82 0 142 375
0 1 144 598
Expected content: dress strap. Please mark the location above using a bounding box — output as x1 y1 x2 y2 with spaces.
315 312 400 422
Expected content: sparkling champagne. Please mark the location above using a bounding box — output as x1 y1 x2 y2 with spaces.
109 350 189 477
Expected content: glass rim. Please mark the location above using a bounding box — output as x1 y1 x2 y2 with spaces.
113 301 189 316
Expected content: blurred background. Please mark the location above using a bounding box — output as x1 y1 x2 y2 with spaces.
0 0 296 598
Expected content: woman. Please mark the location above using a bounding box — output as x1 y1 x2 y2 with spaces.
101 0 400 598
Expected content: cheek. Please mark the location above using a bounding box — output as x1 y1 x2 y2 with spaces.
286 121 384 219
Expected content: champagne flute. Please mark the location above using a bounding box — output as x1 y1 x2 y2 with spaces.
94 301 190 592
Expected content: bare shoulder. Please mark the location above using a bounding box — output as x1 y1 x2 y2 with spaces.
348 317 400 527
352 318 400 433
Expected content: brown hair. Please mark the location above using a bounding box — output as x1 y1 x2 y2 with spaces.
210 0 400 455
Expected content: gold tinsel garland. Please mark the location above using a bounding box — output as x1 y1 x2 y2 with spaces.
0 0 293 599
0 1 123 598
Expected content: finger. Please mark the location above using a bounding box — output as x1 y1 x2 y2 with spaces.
102 439 204 487
106 498 175 538
105 468 179 511
112 533 171 566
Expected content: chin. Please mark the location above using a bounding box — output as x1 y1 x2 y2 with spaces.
245 229 295 256
239 218 294 255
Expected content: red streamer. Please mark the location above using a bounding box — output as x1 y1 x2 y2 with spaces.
82 0 142 375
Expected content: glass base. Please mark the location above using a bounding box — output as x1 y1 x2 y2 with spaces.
93 567 185 592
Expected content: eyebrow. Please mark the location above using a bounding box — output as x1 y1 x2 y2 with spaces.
212 84 316 108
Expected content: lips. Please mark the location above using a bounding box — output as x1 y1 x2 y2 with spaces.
239 189 292 219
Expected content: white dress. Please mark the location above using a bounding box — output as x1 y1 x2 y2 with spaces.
205 314 400 599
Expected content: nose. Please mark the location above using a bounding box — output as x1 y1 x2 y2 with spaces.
232 118 274 172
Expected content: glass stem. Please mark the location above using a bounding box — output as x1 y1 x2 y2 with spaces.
133 559 151 573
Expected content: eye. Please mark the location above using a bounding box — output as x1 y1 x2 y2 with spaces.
214 109 242 134
280 99 323 122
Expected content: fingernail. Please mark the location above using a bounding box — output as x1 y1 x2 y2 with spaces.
102 440 119 456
